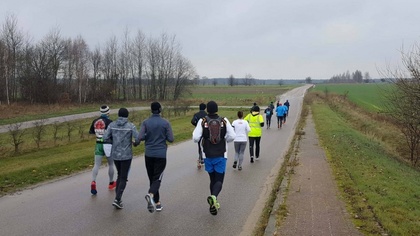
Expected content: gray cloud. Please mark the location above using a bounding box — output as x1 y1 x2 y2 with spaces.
1 0 419 79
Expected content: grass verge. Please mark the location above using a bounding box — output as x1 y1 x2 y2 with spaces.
310 93 420 236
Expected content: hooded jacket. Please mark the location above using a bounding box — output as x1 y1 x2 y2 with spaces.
244 111 264 137
103 117 140 161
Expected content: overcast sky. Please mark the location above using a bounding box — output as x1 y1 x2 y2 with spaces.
1 0 419 80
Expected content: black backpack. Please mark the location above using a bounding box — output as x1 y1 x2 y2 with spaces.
202 116 226 144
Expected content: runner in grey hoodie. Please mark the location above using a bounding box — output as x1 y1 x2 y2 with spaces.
103 108 140 209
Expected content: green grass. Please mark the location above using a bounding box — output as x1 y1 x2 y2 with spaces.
187 85 295 106
311 101 420 236
312 83 392 112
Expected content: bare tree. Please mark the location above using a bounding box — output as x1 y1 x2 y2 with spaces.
72 35 89 103
8 123 25 154
171 53 194 99
132 30 146 100
364 72 371 83
102 35 119 97
352 70 363 83
201 76 208 86
65 121 75 141
228 74 235 86
118 27 131 101
52 121 61 145
244 73 253 86
89 45 102 100
30 27 65 103
381 43 420 166
305 76 312 84
1 14 24 104
32 119 46 149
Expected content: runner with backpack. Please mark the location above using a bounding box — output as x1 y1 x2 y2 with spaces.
192 101 236 215
264 104 273 129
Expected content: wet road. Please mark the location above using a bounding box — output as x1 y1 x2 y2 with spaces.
0 85 312 236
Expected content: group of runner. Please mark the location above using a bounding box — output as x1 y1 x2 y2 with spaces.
89 102 173 212
263 100 290 129
190 100 290 215
88 99 289 216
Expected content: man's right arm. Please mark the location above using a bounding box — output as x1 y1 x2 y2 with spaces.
192 119 203 143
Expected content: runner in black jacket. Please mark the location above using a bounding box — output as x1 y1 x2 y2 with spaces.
191 103 207 168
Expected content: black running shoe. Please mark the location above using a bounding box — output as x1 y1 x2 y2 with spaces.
250 157 254 163
233 161 237 169
112 199 123 209
156 204 163 212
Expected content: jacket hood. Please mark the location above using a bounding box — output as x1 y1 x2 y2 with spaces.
251 111 260 116
116 117 128 126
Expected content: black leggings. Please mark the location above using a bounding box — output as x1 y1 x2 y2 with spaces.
208 171 225 197
266 115 272 127
249 136 261 158
114 159 132 201
145 156 167 203
277 116 284 127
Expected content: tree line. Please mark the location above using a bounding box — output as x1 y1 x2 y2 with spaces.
329 70 371 83
0 14 195 105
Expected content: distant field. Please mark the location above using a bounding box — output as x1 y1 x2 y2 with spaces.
312 83 392 112
188 85 295 106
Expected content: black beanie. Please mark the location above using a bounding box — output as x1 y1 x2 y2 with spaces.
199 103 206 110
151 102 161 113
207 101 218 114
118 108 129 118
252 105 260 112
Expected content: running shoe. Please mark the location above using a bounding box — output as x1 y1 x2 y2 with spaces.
156 203 163 212
232 161 237 169
250 157 254 163
108 181 116 190
145 194 156 213
91 181 97 195
112 199 123 209
238 166 242 171
207 195 220 215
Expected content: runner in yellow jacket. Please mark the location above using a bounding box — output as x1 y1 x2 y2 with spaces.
244 105 264 163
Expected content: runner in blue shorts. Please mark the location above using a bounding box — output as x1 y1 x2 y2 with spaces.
192 101 236 215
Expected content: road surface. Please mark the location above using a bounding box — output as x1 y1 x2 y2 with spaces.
0 85 312 236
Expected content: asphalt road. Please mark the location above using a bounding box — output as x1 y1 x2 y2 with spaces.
0 85 312 236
